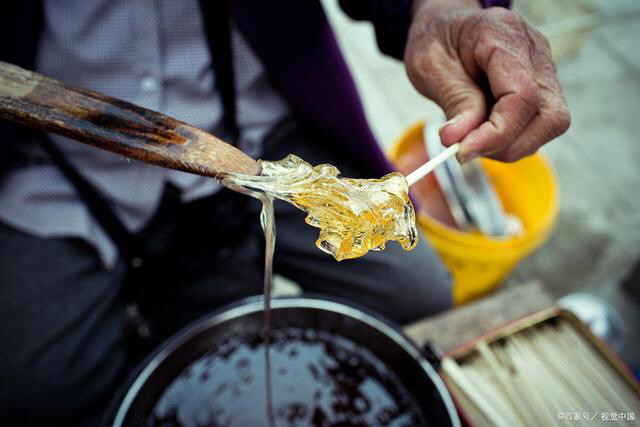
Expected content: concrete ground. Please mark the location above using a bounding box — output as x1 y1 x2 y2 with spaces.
319 0 640 368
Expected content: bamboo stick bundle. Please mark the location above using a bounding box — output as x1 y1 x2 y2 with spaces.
441 317 640 426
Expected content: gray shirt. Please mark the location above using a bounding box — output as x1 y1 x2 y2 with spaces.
0 0 290 267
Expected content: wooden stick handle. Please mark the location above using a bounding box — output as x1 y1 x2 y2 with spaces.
0 61 260 177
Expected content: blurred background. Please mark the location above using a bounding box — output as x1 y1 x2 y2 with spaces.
318 0 640 368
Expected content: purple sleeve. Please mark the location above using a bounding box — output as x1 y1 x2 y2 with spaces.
339 0 512 60
481 0 512 7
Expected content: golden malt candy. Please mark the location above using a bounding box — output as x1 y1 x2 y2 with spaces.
222 154 418 261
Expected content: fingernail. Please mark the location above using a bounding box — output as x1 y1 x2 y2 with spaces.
457 147 480 164
439 116 460 134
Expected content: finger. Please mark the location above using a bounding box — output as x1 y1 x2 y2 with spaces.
406 41 488 146
489 96 568 161
457 32 541 162
491 30 571 161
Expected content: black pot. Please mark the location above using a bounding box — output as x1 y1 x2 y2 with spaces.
106 296 460 426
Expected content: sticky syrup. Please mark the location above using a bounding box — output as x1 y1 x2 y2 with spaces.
147 328 427 426
221 154 418 261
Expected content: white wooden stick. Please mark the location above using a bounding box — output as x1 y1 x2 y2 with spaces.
554 323 638 411
405 143 460 187
476 341 535 426
441 358 514 427
462 363 524 426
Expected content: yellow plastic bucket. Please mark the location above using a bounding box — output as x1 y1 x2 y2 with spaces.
389 121 559 304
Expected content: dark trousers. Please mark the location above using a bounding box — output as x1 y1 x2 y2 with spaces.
0 122 452 426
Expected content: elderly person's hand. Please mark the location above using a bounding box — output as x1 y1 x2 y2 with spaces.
405 0 570 162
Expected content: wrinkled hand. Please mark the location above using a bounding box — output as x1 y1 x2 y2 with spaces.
405 0 570 162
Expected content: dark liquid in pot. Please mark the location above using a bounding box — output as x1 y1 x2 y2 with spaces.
147 328 427 426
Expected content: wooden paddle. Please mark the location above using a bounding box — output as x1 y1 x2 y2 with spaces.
0 61 260 177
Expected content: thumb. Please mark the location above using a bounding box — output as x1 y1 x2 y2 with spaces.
408 49 488 146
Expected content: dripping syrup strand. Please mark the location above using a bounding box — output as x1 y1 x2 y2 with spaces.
259 195 276 427
219 177 277 426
